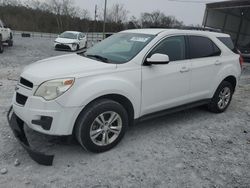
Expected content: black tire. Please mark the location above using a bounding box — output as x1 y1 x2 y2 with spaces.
0 41 3 53
208 81 233 113
76 45 79 51
8 40 13 47
0 34 3 53
8 33 13 47
75 99 128 153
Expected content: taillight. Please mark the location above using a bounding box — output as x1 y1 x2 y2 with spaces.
239 54 244 69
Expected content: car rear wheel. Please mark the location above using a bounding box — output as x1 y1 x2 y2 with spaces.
75 99 128 153
208 81 233 113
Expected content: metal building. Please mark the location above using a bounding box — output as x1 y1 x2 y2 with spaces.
203 0 250 61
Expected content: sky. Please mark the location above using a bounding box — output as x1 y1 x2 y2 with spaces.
74 0 226 25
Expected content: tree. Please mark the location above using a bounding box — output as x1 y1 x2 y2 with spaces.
98 3 128 24
107 4 128 23
140 10 183 28
127 16 140 29
0 0 21 6
81 9 91 20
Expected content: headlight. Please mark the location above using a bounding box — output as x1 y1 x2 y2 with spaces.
34 78 75 100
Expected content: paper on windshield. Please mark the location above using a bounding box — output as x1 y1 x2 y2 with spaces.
130 37 150 42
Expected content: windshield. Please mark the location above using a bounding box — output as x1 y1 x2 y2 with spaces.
59 32 78 39
83 33 155 64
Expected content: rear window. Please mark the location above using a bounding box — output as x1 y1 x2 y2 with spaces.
188 36 221 59
217 37 235 51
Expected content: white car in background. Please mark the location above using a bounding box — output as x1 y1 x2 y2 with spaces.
0 19 13 53
54 31 87 51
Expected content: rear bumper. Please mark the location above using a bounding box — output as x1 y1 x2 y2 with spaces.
241 53 250 63
7 106 54 166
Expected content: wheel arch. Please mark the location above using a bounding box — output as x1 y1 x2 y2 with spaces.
94 94 135 126
223 75 237 93
73 93 135 135
212 75 237 98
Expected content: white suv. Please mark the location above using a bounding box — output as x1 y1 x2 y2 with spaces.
8 29 242 165
0 19 13 53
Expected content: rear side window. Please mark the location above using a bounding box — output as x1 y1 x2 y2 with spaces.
217 37 235 52
188 36 221 59
149 36 186 62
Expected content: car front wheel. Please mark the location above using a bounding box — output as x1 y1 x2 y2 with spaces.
75 99 128 153
8 33 13 46
208 81 233 113
0 41 3 53
8 40 13 47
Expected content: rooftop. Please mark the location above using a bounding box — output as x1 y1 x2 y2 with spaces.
206 0 250 9
122 28 229 37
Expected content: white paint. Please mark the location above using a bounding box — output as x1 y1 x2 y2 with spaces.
12 29 241 136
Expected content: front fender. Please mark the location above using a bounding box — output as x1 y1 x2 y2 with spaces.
56 73 141 118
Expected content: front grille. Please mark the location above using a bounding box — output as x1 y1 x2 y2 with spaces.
16 92 28 106
55 44 71 50
20 77 33 89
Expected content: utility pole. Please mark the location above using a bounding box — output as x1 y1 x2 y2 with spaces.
94 5 97 32
103 0 107 39
94 5 98 21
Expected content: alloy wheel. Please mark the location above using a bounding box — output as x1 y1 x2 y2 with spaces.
218 86 231 110
90 111 122 146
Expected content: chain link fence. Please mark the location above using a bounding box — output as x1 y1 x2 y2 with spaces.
12 31 114 47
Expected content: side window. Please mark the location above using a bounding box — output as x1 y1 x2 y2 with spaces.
149 36 186 62
188 36 221 59
217 37 236 53
213 43 221 56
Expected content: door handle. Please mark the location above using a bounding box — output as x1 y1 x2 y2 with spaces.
180 67 189 73
215 60 222 65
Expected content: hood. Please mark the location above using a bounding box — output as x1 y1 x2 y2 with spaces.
21 54 117 85
55 37 78 44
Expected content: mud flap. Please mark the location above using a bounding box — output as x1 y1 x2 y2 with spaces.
7 107 54 166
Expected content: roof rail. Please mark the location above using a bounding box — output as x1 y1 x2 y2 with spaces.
176 26 222 33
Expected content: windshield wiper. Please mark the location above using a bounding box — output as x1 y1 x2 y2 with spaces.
86 54 109 63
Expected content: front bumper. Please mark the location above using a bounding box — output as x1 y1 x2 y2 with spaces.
54 43 76 51
13 85 81 136
7 107 54 166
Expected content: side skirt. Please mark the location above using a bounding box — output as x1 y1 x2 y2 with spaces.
135 99 211 123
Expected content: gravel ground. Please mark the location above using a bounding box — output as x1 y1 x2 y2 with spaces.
0 36 250 188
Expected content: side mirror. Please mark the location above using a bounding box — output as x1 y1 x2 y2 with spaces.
146 53 170 65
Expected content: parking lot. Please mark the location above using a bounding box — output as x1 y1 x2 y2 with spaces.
0 36 250 187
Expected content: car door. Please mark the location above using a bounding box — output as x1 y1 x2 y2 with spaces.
141 35 191 116
187 35 222 101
